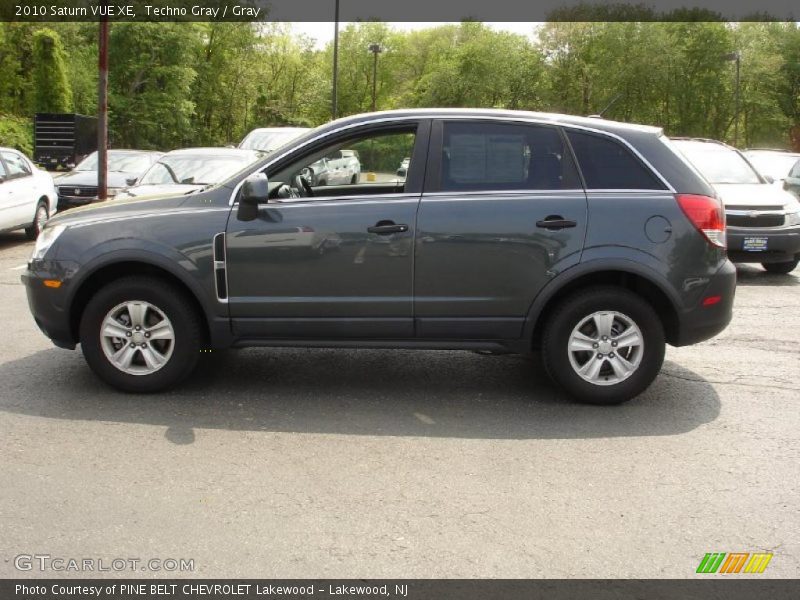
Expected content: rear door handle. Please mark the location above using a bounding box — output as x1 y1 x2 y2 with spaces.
368 221 409 235
536 216 577 230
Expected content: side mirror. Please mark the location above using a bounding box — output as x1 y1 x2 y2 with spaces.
764 175 775 184
237 173 269 222
125 177 137 186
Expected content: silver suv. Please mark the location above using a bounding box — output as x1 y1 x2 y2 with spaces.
672 138 800 274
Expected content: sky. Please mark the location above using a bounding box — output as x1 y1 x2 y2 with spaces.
286 22 543 48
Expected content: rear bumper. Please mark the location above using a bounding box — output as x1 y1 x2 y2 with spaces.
672 259 736 347
726 225 800 264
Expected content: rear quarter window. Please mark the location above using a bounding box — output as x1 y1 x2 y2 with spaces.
566 130 666 190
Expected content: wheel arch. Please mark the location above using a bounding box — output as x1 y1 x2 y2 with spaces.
67 258 212 346
525 260 682 349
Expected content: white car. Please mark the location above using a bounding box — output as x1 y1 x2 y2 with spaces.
0 147 58 239
744 149 800 186
305 149 362 186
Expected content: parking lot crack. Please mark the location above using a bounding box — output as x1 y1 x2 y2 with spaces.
661 369 800 392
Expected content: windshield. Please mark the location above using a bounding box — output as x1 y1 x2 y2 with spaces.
138 154 258 186
76 151 154 173
745 153 800 180
239 129 308 151
673 141 762 184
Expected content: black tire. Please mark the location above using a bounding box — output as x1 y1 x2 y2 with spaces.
762 258 799 274
25 201 48 240
541 286 665 405
79 276 203 393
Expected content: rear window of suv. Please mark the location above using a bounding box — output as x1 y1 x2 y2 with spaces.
566 130 666 190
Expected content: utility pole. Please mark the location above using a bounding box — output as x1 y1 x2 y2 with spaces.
97 2 109 200
733 52 741 147
368 43 382 112
332 0 339 120
722 51 741 147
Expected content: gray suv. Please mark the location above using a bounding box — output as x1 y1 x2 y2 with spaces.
23 109 736 404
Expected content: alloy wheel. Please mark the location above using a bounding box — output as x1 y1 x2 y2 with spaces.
100 300 175 375
567 310 644 386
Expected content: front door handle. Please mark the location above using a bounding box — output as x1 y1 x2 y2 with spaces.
368 220 409 235
536 215 577 230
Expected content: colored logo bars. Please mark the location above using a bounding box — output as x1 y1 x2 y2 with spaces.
696 552 773 574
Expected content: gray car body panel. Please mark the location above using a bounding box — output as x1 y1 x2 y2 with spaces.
26 109 733 352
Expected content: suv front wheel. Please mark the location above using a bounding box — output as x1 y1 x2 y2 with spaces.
542 286 665 405
79 276 203 392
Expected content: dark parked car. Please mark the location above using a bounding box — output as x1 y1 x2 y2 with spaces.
672 139 800 274
24 109 735 404
55 150 162 208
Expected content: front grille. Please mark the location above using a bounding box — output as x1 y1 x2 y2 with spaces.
726 213 785 228
58 186 98 198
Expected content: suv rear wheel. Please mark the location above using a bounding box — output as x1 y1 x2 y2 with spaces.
542 286 665 405
79 276 203 392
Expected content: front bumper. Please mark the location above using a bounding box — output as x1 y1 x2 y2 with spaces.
22 263 77 350
726 225 800 264
57 195 97 209
673 259 736 347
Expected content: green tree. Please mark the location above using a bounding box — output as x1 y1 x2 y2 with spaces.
32 28 73 113
108 23 201 149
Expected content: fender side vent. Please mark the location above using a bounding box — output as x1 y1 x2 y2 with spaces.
212 232 228 301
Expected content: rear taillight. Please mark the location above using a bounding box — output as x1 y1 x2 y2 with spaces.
676 194 726 248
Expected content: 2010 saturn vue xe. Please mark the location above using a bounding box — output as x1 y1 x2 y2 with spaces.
23 109 736 404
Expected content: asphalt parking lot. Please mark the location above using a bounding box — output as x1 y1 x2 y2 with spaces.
0 230 798 578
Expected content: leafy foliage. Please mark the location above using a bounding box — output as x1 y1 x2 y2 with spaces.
0 21 799 152
0 114 32 154
32 28 73 113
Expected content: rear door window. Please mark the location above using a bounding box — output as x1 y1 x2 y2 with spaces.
566 130 666 190
440 122 581 192
0 151 32 179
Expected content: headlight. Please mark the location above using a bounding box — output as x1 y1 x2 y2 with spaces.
107 187 123 197
31 225 66 260
786 211 800 226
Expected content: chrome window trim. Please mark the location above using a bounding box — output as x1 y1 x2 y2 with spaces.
263 195 420 209
423 189 586 197
228 113 676 205
421 189 672 202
